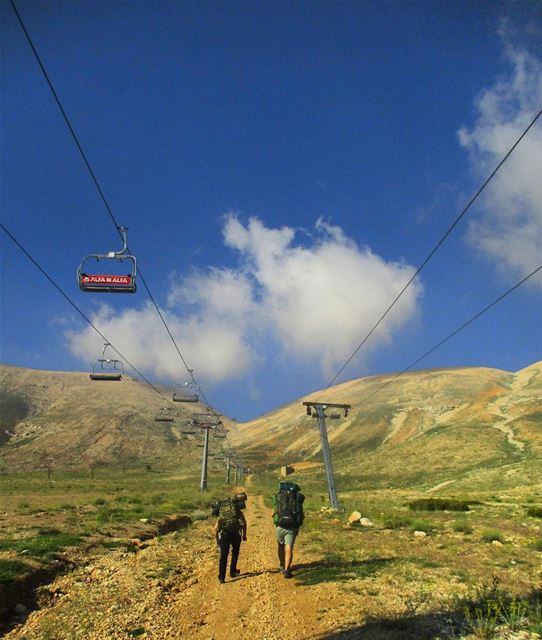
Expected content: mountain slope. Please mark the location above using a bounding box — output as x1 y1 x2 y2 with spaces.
232 362 542 490
0 365 228 473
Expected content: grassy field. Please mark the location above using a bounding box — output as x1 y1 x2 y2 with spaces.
2 463 541 638
0 467 241 585
253 468 542 639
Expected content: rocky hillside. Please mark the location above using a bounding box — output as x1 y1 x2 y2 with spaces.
1 362 540 488
0 365 231 473
232 361 542 491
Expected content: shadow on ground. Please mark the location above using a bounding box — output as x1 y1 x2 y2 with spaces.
293 557 397 585
310 586 542 640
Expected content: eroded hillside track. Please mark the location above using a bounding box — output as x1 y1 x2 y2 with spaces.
5 494 346 640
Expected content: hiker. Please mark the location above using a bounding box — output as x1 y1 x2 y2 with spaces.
212 492 247 583
272 481 304 579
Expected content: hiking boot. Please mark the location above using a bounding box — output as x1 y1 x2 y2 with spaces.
278 566 285 574
218 577 225 584
283 569 293 579
230 569 240 577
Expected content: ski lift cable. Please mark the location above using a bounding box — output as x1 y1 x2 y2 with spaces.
317 107 542 399
9 0 209 406
0 222 174 406
362 264 542 404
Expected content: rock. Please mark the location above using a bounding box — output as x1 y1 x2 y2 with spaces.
139 518 150 523
414 530 427 538
359 518 374 527
348 511 362 524
492 540 503 547
14 603 27 615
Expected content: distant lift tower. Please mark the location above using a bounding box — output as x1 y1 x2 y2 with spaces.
192 413 222 491
302 402 351 510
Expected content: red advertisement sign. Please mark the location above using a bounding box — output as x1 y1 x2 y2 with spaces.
81 275 132 285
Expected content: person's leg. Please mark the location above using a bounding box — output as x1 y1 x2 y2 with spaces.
283 530 297 578
277 543 285 570
284 544 293 572
230 533 241 576
218 535 230 582
276 526 286 570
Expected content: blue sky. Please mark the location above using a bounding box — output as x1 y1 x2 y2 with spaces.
1 0 541 421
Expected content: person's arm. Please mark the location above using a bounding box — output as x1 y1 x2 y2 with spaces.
212 518 220 544
240 511 247 540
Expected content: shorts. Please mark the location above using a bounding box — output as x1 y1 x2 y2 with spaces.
275 525 298 548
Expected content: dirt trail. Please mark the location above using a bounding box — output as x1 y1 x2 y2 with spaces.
169 494 329 640
6 493 344 640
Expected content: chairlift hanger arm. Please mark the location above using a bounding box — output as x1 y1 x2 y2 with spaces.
303 401 351 418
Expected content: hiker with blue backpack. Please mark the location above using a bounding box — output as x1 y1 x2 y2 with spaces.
272 481 305 579
212 491 247 583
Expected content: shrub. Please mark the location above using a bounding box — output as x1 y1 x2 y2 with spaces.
465 599 501 639
93 497 107 506
453 520 473 534
191 511 209 521
527 507 542 518
410 520 433 534
481 529 504 544
409 498 470 512
382 514 412 529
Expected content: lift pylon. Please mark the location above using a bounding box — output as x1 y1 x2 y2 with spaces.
302 401 351 510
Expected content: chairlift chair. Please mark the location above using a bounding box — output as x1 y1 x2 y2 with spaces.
154 407 175 422
77 226 137 293
89 343 124 381
172 380 199 403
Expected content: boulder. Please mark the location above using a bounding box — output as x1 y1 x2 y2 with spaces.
413 530 427 538
348 511 362 524
359 518 374 527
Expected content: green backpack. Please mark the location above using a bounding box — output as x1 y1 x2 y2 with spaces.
218 498 241 535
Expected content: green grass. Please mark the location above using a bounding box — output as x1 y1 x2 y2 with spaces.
382 514 413 529
0 558 32 583
452 520 474 534
0 531 81 561
480 529 505 544
409 520 433 534
527 506 542 518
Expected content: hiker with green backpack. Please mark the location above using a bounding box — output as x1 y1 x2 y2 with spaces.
272 481 304 579
211 492 247 583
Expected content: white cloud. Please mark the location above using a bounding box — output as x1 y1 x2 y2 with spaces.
66 300 257 383
224 215 421 376
458 32 542 283
67 216 422 383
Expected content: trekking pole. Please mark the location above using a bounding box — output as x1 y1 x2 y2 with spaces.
302 402 351 511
